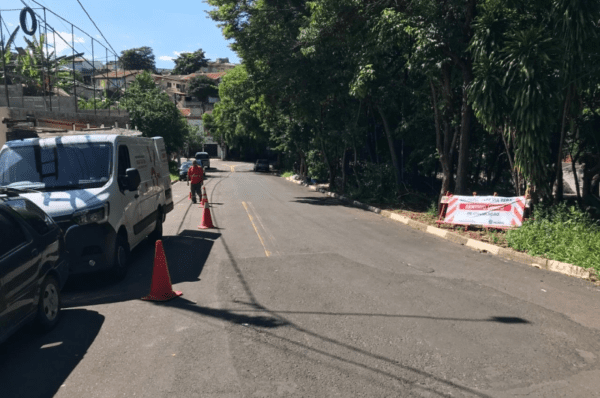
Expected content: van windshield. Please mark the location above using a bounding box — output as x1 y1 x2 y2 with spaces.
0 143 113 191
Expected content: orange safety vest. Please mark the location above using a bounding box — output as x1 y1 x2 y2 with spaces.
188 165 204 184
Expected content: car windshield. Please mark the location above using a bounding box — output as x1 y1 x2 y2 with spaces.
196 154 209 159
181 162 193 169
0 142 113 191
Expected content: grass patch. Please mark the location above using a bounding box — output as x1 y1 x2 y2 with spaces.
507 203 600 274
169 160 180 182
281 170 294 178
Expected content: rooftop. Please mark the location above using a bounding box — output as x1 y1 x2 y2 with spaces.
93 70 145 79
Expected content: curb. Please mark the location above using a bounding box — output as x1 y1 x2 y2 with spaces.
284 176 598 283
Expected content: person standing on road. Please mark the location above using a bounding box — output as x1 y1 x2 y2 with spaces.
187 160 204 204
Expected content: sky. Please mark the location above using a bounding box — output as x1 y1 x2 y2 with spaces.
1 0 240 68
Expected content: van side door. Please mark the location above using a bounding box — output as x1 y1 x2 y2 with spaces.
116 144 141 244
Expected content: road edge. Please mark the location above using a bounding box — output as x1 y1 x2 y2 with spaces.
283 176 598 284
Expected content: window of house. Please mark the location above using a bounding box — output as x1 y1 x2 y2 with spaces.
176 84 180 89
167 82 172 88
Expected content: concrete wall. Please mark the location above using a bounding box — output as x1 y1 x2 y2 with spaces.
1 107 131 146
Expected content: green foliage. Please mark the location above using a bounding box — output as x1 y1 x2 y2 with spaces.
172 49 208 75
306 149 328 181
206 65 269 151
426 201 438 218
345 162 398 204
122 71 188 153
120 47 155 71
187 75 218 103
507 203 600 273
168 161 179 181
281 171 294 178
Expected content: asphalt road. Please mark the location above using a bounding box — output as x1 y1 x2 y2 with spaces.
1 159 599 398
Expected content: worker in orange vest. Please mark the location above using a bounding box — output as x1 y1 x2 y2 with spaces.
187 160 204 204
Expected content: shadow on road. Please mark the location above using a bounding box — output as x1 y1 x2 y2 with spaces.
62 230 220 308
292 196 349 207
0 309 104 398
160 297 288 328
218 304 531 324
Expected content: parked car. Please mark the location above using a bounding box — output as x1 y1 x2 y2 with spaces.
0 132 173 279
179 161 194 181
0 188 69 345
195 152 210 170
254 159 270 172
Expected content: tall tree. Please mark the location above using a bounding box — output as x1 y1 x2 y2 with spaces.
172 49 209 75
187 75 219 113
122 71 188 152
120 46 155 71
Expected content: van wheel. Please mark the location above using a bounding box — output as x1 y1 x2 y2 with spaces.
37 275 61 331
112 234 130 279
149 210 164 243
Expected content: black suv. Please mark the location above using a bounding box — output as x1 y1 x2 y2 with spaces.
254 159 270 172
0 188 69 344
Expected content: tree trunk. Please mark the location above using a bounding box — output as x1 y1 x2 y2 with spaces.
555 88 572 202
376 105 402 191
455 66 474 194
430 78 454 199
341 147 348 195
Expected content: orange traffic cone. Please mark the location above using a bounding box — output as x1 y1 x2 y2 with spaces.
188 192 192 200
142 240 183 301
200 186 209 206
198 201 215 229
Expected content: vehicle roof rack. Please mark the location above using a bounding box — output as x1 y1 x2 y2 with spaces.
36 127 143 139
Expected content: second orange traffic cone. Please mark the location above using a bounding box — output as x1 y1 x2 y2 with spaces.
142 240 183 302
200 186 208 206
198 201 215 229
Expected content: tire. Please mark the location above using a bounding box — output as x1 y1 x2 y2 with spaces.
112 233 130 279
149 209 164 243
36 275 60 331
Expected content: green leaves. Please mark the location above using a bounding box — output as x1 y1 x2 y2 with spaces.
172 50 209 75
122 71 188 152
507 203 600 273
188 75 219 103
119 47 156 72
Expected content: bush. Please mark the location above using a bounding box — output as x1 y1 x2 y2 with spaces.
307 149 329 182
345 161 398 204
506 203 600 273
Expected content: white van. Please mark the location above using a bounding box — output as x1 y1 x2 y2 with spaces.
0 131 173 277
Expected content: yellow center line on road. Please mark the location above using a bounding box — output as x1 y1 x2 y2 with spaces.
242 201 271 257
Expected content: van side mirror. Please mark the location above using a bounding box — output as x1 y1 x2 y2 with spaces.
125 168 141 191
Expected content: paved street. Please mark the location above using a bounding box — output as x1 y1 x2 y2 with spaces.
1 159 600 397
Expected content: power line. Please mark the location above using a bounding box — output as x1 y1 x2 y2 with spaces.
75 0 117 56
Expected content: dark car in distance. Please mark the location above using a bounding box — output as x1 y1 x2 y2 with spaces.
254 159 270 172
0 188 69 345
179 161 194 181
195 152 210 170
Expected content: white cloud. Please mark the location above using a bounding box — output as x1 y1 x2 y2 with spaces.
48 32 85 56
159 55 174 61
7 22 14 27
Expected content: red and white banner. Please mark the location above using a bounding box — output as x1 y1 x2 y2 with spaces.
443 195 526 228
